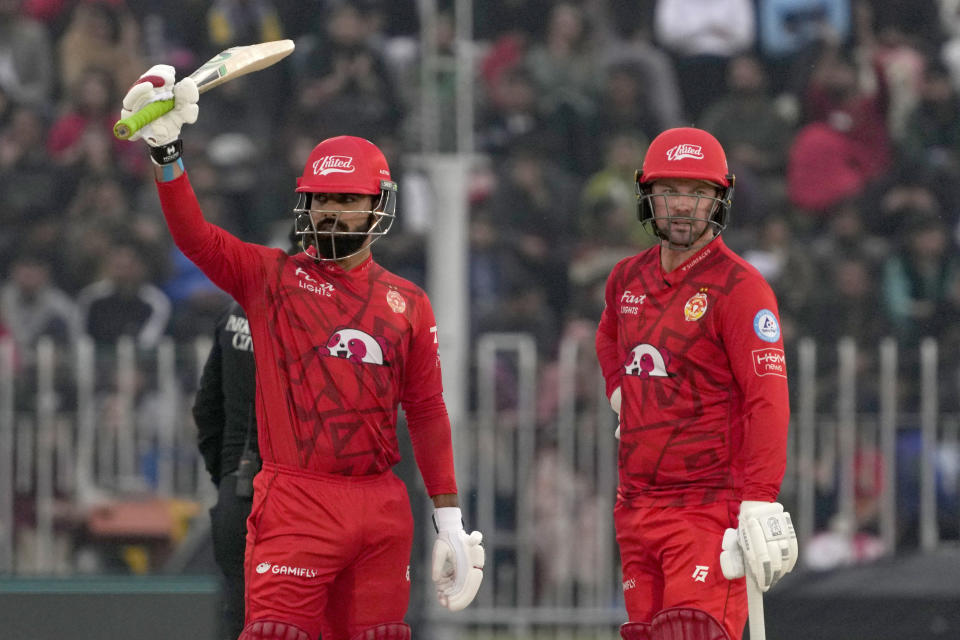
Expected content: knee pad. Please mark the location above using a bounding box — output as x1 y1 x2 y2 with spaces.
621 621 653 640
238 620 311 640
651 607 730 640
350 622 412 640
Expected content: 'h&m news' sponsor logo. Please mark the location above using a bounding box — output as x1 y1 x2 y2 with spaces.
752 348 786 378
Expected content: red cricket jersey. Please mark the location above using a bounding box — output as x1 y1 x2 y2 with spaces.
596 237 789 507
157 174 456 496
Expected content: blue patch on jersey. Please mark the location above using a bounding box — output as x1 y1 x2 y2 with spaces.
753 309 781 343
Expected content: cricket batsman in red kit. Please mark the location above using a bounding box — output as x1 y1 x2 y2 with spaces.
595 128 798 640
120 65 484 640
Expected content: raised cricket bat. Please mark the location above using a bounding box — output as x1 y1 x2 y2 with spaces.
113 39 295 140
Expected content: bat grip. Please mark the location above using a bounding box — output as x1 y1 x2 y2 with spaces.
113 99 175 140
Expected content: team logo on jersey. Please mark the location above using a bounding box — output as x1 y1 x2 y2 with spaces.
753 348 787 378
684 290 708 321
386 288 406 313
666 143 704 161
692 565 710 582
753 309 781 342
326 328 387 365
624 344 672 378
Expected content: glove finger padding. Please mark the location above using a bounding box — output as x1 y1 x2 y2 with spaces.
120 65 198 147
719 527 744 580
432 529 484 611
737 501 798 592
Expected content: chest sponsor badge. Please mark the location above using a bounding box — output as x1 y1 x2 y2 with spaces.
683 291 708 321
386 289 406 314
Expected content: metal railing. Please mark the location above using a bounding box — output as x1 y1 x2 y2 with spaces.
1 332 957 637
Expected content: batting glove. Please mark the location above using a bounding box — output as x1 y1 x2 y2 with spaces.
725 501 798 592
610 387 621 440
719 527 745 579
432 507 484 611
121 64 199 148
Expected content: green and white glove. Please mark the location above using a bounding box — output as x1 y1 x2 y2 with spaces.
121 64 198 157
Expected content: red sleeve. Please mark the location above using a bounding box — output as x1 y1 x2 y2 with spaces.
721 275 790 501
596 263 622 400
401 295 457 496
156 173 271 307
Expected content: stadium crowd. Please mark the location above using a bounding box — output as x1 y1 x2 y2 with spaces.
2 0 960 575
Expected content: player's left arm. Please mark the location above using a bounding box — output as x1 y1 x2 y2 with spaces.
717 275 797 591
400 292 484 611
721 276 790 499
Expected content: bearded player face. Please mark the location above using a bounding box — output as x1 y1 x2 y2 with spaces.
304 193 377 260
647 178 722 250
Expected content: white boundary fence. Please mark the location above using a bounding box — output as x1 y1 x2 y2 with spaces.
1 333 958 636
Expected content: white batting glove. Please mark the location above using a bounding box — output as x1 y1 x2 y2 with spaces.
121 64 199 147
432 507 484 611
610 387 621 440
732 501 798 592
720 527 745 579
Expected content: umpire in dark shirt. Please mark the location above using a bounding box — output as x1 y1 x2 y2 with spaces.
193 300 259 640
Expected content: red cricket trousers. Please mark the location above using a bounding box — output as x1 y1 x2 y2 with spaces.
615 499 748 639
244 462 414 640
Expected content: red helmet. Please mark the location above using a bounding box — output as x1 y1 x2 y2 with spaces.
296 135 393 195
635 127 735 244
293 136 398 261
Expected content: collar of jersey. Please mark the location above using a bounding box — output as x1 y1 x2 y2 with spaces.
304 251 375 277
660 235 724 287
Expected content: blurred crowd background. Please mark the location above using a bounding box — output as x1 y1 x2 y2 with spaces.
2 0 960 580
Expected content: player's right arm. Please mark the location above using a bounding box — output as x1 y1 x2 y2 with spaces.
120 65 268 303
596 262 623 415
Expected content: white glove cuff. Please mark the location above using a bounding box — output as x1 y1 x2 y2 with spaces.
434 506 463 533
739 501 783 520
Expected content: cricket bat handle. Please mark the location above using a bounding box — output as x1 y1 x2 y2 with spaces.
113 99 175 140
746 573 766 640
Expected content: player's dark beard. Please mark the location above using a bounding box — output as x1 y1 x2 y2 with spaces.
313 218 370 259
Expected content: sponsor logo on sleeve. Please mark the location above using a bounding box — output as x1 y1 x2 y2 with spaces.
753 348 787 378
753 309 781 342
